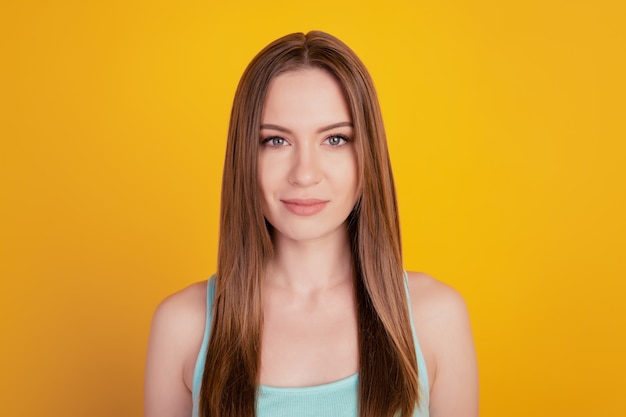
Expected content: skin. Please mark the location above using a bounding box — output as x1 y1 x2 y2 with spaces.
144 68 478 416
257 69 361 386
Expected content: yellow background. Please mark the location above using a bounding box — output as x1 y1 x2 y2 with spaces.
1 1 624 416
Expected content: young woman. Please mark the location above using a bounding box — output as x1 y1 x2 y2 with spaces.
144 31 478 417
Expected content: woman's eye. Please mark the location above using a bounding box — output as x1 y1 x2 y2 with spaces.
262 136 287 147
325 135 349 146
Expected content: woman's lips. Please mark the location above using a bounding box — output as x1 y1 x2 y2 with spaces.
281 199 329 216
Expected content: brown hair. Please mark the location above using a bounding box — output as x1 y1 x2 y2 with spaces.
200 31 419 417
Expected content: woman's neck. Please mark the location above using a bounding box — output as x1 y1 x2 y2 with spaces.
265 227 353 294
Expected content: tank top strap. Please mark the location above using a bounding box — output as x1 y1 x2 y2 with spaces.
403 271 431 414
192 276 216 417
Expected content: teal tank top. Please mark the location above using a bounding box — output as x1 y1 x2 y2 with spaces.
192 274 430 417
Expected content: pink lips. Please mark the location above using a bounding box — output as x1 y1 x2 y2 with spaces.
281 199 329 216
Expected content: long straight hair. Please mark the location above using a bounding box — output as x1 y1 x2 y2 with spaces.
200 31 420 417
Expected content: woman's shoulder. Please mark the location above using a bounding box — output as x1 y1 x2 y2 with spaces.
152 279 209 347
405 271 469 318
404 271 479 415
151 280 208 336
404 271 472 347
155 280 208 313
146 280 209 392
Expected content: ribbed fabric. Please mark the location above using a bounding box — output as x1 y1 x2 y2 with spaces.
257 373 359 417
192 274 430 417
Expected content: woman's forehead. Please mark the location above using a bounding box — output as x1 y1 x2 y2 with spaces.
261 68 352 129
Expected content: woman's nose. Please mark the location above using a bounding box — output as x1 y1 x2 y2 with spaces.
288 146 322 186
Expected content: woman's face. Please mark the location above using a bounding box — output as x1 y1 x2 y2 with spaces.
258 67 359 243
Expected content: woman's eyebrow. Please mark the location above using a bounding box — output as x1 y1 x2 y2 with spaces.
260 121 353 134
260 124 292 134
316 121 353 133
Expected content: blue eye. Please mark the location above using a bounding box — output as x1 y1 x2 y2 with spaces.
325 134 349 146
262 136 287 147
